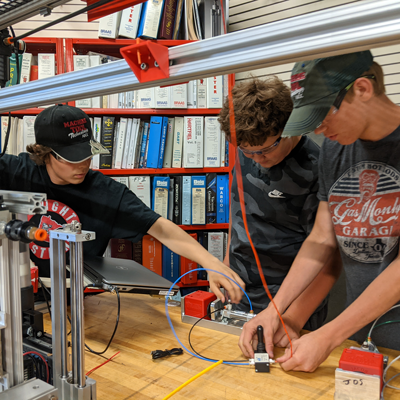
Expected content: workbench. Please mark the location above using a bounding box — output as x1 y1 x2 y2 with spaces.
44 292 400 400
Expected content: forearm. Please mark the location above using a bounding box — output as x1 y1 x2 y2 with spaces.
320 257 400 348
283 248 342 329
148 217 218 266
223 220 232 267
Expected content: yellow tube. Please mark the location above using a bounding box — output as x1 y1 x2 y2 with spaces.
162 360 223 400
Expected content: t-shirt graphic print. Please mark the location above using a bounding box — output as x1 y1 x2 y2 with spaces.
328 161 400 264
28 199 80 275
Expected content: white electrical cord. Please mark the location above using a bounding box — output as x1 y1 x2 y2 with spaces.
381 371 400 399
383 354 400 391
368 304 400 339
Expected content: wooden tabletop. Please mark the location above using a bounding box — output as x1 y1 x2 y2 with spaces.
43 292 400 400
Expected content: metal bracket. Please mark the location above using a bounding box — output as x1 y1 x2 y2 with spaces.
181 296 255 336
0 378 58 399
49 227 95 243
120 40 170 83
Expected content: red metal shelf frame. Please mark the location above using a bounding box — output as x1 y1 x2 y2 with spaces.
94 166 232 175
64 38 196 74
23 37 64 75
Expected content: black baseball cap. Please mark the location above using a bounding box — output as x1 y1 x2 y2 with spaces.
282 51 374 137
34 104 109 163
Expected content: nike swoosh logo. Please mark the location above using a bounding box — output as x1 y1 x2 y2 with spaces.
268 192 286 199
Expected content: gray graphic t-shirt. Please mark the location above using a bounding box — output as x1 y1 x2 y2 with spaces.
318 126 400 350
230 136 320 312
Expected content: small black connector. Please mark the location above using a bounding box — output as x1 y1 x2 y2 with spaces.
254 325 270 373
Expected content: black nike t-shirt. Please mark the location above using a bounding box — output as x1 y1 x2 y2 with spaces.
0 153 160 277
230 136 320 312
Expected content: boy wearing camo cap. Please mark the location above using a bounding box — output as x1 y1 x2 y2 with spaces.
240 51 400 372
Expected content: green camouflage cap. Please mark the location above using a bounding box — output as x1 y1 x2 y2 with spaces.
282 51 374 137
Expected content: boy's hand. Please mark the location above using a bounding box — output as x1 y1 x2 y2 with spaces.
277 329 335 372
207 261 245 304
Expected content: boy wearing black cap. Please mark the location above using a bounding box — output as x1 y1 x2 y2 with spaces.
239 51 400 371
0 104 244 303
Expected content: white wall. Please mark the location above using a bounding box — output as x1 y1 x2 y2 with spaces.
229 0 400 104
12 0 99 38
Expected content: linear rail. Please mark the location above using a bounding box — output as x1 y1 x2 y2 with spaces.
0 190 46 214
0 0 399 112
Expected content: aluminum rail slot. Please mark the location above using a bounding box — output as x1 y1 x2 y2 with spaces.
0 191 46 215
0 0 399 112
0 0 73 30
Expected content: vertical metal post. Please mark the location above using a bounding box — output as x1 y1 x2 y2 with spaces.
0 238 12 389
50 236 68 392
70 241 85 388
49 223 96 399
8 239 23 386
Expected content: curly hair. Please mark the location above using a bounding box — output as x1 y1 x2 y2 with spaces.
26 143 52 165
218 76 293 146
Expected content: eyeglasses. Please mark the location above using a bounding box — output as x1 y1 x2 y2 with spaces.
238 136 282 156
332 75 375 112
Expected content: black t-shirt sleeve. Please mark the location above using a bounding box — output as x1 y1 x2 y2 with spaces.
110 185 161 242
0 154 26 190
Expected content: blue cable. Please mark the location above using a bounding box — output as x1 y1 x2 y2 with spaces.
164 267 252 365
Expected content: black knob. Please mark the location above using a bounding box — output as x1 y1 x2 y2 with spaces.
256 325 266 353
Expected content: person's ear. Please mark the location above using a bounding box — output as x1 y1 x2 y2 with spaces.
353 77 374 102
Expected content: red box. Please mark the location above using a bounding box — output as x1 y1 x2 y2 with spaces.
184 291 217 320
339 348 384 388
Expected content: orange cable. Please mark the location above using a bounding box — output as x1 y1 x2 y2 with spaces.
220 0 227 35
86 351 120 376
227 84 293 358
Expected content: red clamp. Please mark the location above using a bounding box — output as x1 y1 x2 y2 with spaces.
120 39 170 83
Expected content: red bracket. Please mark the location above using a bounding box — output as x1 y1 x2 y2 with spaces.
120 40 170 83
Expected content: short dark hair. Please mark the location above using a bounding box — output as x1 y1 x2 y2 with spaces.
218 76 293 146
26 143 52 165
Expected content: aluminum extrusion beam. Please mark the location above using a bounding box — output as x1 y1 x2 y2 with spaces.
0 0 399 112
0 191 46 215
0 0 73 30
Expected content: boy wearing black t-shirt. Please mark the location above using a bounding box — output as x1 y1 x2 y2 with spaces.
0 104 244 303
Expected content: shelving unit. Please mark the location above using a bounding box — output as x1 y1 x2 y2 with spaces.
63 37 236 183
23 37 64 75
5 37 234 291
